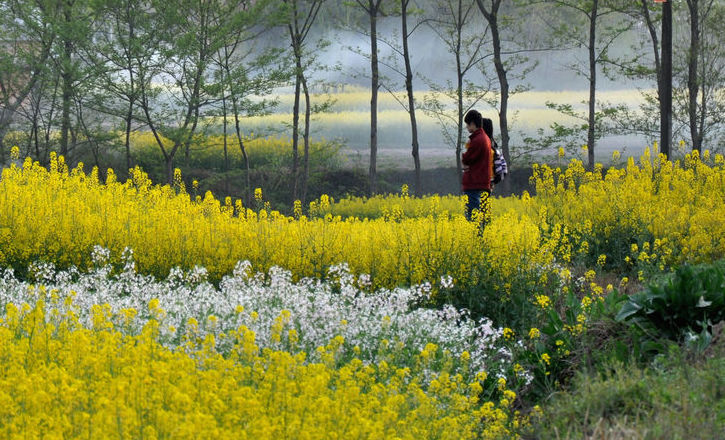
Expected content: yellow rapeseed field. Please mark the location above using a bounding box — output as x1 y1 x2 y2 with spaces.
0 150 548 288
2 144 723 437
527 148 725 270
0 298 521 439
2 146 724 288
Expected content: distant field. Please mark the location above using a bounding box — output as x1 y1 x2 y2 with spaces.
214 87 654 168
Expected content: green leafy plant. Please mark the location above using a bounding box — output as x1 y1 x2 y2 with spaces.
616 261 725 349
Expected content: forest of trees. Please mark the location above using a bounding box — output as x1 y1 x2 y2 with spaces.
1 0 723 201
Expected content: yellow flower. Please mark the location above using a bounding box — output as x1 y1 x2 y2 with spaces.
10 145 20 160
503 328 515 340
534 294 551 309
528 328 541 339
541 353 551 366
497 377 507 391
0 299 511 438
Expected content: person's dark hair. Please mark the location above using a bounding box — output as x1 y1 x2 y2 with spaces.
482 118 494 139
464 110 483 128
482 117 500 150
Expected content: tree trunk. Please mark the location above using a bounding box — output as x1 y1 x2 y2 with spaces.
232 98 251 205
291 43 302 201
0 126 6 164
34 107 41 159
60 49 73 158
489 1 511 191
124 100 134 173
222 88 229 194
44 75 60 163
586 0 598 170
369 0 379 196
125 7 136 173
221 41 252 204
301 72 312 204
60 0 74 159
686 0 701 152
455 62 463 185
639 0 663 148
30 96 42 159
661 0 673 158
476 1 510 166
401 0 421 197
0 111 10 163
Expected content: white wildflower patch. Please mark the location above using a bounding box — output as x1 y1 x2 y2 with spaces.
0 250 523 383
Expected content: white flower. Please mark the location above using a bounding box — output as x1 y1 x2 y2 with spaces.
0 252 513 384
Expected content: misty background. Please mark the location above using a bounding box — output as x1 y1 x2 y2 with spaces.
1 0 723 206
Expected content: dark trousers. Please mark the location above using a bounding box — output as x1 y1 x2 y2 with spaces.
464 189 491 224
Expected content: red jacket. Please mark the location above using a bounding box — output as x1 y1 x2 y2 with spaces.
461 128 492 191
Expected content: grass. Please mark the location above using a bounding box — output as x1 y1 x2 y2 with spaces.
529 341 725 440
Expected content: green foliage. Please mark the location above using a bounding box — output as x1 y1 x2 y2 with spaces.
530 350 725 440
616 260 725 349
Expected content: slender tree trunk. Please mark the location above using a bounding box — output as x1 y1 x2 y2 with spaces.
456 73 464 185
455 60 463 184
34 109 41 159
221 42 251 204
661 0 673 158
490 2 511 191
476 1 510 167
586 0 598 170
686 0 701 152
30 97 41 158
0 111 10 163
60 0 74 159
222 87 229 194
292 44 302 201
231 97 251 204
0 32 51 163
0 126 6 164
454 0 464 185
640 0 663 146
369 0 380 196
60 48 73 158
140 92 176 184
44 75 60 163
124 101 134 172
125 6 136 173
301 72 312 204
401 0 421 197
698 54 706 150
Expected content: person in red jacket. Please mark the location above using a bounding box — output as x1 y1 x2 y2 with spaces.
461 109 492 222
